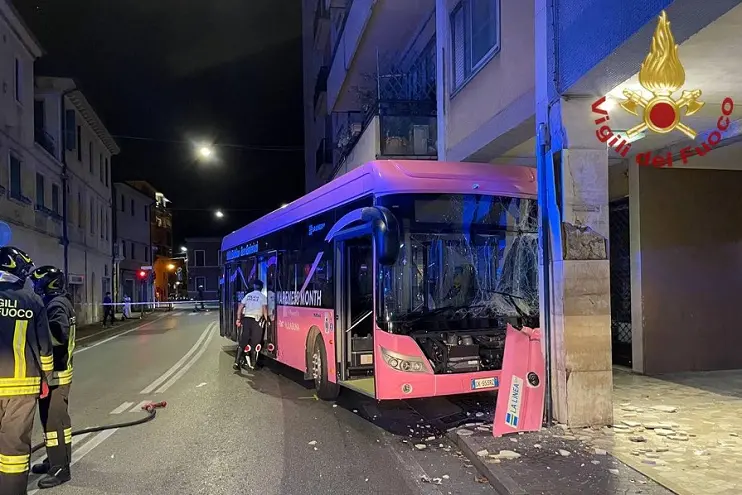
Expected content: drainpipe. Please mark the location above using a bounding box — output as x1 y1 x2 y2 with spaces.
537 122 554 427
59 88 76 283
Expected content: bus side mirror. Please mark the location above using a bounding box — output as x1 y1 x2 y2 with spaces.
361 207 400 266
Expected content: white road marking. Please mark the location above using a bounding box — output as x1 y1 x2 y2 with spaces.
75 313 169 354
139 321 215 394
154 322 216 393
130 400 151 412
110 401 135 415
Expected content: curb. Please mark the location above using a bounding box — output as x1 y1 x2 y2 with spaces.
445 430 526 495
76 312 156 343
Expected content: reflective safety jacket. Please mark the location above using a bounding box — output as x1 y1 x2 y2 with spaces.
46 295 75 386
0 283 54 396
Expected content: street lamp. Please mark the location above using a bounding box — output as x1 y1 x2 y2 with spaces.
167 263 176 271
180 246 187 253
215 210 224 219
197 145 213 159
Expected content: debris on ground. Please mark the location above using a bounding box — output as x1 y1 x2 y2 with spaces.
414 444 427 450
308 440 317 446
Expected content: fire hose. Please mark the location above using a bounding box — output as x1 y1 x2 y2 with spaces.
30 401 167 454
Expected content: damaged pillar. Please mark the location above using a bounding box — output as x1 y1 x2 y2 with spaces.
535 0 613 428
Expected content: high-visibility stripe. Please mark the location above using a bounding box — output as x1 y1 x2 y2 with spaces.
64 427 72 444
12 320 28 379
0 385 40 396
40 354 54 372
45 438 58 447
0 453 30 474
0 377 40 386
45 431 58 440
67 324 76 369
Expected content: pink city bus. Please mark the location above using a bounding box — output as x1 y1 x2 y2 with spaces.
219 160 539 400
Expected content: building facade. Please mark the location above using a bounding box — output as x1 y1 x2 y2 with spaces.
113 181 152 304
1 1 119 325
126 180 172 301
303 0 742 427
185 237 221 302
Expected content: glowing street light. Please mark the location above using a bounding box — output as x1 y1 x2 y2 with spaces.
215 210 224 219
167 263 176 271
197 145 213 159
180 246 187 253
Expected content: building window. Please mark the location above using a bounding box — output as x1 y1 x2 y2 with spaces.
35 173 45 207
122 240 127 258
9 153 22 200
194 250 206 267
88 142 93 174
120 194 125 212
105 211 109 240
14 58 21 102
195 276 206 290
130 199 135 216
52 184 60 214
105 158 109 186
450 0 500 92
77 127 82 161
144 206 148 222
89 199 94 234
78 192 83 227
99 154 104 183
100 206 104 238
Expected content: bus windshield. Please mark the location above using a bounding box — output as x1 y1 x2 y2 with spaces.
376 193 539 334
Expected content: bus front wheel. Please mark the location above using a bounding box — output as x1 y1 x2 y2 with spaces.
312 336 339 400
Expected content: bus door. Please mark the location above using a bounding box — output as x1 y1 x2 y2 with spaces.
257 252 277 357
334 234 375 397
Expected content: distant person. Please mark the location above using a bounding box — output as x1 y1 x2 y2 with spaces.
198 285 204 310
102 292 114 327
233 279 268 371
30 266 76 488
0 247 54 495
122 294 132 319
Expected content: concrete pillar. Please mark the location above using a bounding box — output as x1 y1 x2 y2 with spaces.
535 0 613 427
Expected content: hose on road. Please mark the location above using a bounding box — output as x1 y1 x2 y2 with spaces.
30 401 167 454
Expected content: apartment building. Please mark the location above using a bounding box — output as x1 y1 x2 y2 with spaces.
303 0 532 191
185 237 221 302
113 181 152 303
1 1 119 325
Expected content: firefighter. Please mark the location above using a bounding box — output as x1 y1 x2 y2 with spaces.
30 266 75 489
0 247 54 495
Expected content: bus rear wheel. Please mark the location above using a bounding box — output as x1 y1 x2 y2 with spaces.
312 335 339 400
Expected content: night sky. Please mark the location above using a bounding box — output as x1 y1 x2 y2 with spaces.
14 0 305 243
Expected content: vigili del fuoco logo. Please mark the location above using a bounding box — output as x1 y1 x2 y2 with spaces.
591 10 734 167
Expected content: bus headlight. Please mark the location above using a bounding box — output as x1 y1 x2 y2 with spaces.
381 347 429 373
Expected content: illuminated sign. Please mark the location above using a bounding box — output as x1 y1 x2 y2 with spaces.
225 242 259 261
308 223 326 236
277 290 322 307
592 10 734 167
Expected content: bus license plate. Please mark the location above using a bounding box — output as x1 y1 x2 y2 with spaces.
471 377 498 390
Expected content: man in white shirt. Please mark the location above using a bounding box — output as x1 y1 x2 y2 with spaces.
233 279 268 370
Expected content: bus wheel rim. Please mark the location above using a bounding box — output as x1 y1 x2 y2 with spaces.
312 350 321 382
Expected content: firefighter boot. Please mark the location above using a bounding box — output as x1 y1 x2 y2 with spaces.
37 466 71 489
233 347 245 371
31 458 50 474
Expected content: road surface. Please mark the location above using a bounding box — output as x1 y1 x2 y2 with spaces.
25 311 497 494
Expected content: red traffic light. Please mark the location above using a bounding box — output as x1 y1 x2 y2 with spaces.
138 270 147 278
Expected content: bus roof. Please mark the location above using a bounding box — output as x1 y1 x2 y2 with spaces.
221 160 536 251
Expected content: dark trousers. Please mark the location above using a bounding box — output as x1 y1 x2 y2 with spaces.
234 317 263 364
39 384 72 470
103 308 114 326
0 395 36 495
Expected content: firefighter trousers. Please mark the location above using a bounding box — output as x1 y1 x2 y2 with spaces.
0 395 36 495
235 317 263 365
39 384 72 470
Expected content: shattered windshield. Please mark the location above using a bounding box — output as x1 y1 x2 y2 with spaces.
376 193 539 333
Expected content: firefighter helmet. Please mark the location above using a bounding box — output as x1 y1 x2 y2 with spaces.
0 246 35 282
31 265 66 298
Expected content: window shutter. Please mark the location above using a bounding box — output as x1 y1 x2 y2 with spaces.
452 7 466 88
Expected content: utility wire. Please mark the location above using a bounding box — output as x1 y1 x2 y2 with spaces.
109 134 303 152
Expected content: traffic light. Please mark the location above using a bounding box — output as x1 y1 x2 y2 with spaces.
138 270 147 279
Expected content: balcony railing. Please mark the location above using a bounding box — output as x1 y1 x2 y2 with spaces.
331 99 437 180
34 128 56 157
313 66 329 112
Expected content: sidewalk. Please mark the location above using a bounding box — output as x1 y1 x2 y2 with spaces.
449 424 676 495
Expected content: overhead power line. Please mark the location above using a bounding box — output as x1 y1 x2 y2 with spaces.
109 134 304 152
